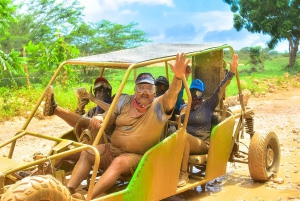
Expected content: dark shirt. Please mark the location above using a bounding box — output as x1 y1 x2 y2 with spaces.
181 71 235 142
86 106 105 118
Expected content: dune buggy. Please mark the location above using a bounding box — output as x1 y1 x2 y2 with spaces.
0 43 280 201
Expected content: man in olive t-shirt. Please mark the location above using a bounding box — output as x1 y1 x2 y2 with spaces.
67 53 190 199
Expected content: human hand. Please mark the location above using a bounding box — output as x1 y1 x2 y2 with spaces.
228 54 239 74
168 53 190 79
185 65 192 79
90 115 104 129
77 99 89 111
81 86 95 101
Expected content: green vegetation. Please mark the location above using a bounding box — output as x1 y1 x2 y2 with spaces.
0 54 299 122
224 0 299 67
0 0 150 88
0 0 299 122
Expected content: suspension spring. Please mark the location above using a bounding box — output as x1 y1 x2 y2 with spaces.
245 117 254 137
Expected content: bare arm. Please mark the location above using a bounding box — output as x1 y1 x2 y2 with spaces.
208 53 239 107
90 99 110 111
162 53 190 113
80 88 110 111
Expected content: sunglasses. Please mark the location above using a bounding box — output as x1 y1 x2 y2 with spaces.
190 89 203 99
135 84 155 94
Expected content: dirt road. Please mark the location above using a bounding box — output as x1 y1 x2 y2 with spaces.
1 88 300 200
167 88 300 201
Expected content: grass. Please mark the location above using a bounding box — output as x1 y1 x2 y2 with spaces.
0 55 299 122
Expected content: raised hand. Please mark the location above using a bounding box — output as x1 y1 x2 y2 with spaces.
228 54 239 74
168 53 190 79
77 99 89 111
185 65 192 80
80 86 95 102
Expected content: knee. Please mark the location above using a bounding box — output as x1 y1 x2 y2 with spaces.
54 158 63 168
110 156 129 173
81 150 94 162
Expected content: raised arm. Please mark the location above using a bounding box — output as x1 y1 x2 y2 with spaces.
207 54 239 109
162 53 190 113
80 87 110 111
228 54 238 74
90 99 110 111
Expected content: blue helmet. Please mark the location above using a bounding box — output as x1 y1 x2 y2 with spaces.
190 79 205 92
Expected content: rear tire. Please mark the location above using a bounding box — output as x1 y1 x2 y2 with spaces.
1 175 71 201
248 131 280 181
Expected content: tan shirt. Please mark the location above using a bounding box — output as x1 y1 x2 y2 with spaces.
102 95 171 155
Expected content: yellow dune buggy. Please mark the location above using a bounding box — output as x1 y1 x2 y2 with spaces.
0 44 280 201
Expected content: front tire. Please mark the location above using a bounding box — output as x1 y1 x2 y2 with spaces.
1 175 71 201
248 131 280 181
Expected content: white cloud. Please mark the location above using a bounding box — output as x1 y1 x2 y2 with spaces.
78 0 289 52
230 34 268 50
119 9 138 15
79 0 174 11
104 0 174 7
193 11 233 31
274 41 289 52
79 0 161 23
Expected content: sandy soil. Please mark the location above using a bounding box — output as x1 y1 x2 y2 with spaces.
1 88 300 200
167 88 300 201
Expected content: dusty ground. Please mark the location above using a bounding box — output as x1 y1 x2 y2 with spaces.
167 88 300 201
1 88 300 201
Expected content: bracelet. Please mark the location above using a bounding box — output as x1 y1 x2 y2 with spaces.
75 108 85 115
175 76 182 80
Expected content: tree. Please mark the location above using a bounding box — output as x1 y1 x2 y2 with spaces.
67 20 151 55
1 0 84 53
25 33 80 87
0 0 17 36
0 49 25 87
249 46 262 71
2 0 150 56
0 0 24 87
223 0 300 67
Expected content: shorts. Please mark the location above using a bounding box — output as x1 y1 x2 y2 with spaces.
97 143 142 175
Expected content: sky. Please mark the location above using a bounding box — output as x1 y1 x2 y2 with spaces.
78 0 289 52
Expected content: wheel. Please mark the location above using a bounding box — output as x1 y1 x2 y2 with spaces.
248 131 280 181
1 175 71 201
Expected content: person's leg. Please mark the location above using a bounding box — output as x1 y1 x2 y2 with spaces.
180 139 190 173
67 144 114 194
44 85 82 127
54 106 82 127
178 139 190 187
91 155 131 199
178 134 209 187
54 152 81 168
67 150 96 194
187 134 209 155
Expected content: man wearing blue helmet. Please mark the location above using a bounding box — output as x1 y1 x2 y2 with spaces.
177 54 239 187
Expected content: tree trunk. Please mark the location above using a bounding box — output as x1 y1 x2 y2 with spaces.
289 47 298 67
287 34 299 68
22 47 31 89
260 49 264 71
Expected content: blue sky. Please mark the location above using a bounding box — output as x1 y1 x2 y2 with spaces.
78 0 289 52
